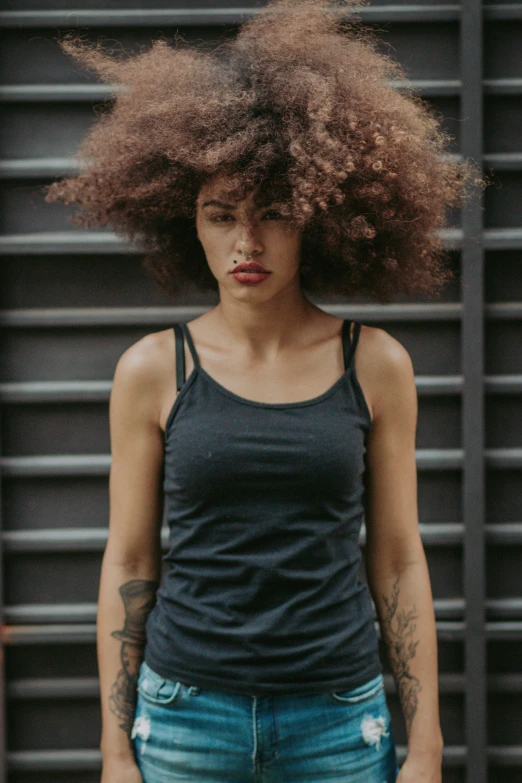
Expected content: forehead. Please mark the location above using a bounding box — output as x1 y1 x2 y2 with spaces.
197 176 274 209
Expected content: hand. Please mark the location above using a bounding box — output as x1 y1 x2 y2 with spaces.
101 755 143 783
396 752 442 783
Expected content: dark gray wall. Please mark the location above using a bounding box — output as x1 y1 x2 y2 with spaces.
0 2 521 782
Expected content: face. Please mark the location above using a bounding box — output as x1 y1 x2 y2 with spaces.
195 175 303 302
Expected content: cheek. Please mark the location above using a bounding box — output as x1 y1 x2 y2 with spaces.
196 233 232 279
278 235 302 272
196 223 226 257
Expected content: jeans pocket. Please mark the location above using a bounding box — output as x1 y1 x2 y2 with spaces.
328 673 385 704
137 660 184 706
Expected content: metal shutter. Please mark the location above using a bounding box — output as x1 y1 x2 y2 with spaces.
0 3 520 782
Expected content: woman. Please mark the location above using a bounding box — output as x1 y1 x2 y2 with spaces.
46 1 479 781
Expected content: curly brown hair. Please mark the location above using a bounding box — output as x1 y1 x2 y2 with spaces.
45 0 482 301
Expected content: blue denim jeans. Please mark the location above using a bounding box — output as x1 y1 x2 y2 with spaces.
132 660 400 782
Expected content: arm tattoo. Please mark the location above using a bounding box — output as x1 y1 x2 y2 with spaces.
380 575 422 733
109 579 159 737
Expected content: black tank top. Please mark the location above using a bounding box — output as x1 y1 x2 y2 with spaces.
144 318 382 696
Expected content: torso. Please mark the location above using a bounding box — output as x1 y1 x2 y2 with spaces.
154 309 379 434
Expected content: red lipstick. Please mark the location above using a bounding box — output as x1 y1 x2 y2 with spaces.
229 260 271 286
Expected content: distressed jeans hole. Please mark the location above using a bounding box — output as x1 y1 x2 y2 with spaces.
360 715 389 750
131 715 151 754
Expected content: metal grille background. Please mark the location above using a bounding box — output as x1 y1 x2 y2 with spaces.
0 2 520 782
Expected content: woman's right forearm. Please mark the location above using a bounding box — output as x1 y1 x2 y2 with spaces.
97 547 160 762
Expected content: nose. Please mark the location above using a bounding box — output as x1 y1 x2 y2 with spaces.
235 221 264 257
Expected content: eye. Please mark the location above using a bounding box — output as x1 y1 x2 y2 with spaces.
263 211 282 220
210 214 234 223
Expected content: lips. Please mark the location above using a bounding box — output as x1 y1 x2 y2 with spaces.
230 260 271 286
229 261 269 274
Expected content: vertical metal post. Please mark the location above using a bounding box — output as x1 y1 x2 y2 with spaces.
0 412 7 783
460 0 486 781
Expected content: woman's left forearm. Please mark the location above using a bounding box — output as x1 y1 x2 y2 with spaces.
370 556 443 761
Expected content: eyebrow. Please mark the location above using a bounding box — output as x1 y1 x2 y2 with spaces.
201 199 277 210
201 199 237 210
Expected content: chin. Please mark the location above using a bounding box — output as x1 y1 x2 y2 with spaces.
220 280 277 301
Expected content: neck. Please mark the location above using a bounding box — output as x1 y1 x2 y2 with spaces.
214 279 317 351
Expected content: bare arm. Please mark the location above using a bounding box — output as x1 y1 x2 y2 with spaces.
98 333 168 770
360 329 443 780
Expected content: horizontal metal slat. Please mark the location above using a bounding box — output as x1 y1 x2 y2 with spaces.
0 232 126 254
0 303 464 328
0 157 82 178
0 454 111 476
22 746 522 771
8 749 101 773
5 673 470 700
1 228 519 253
485 376 522 394
4 523 522 554
2 528 111 552
7 677 100 700
2 376 464 403
488 747 522 766
0 6 462 28
484 78 522 95
0 380 113 403
415 376 462 394
6 673 522 701
0 302 519 328
484 3 522 20
0 80 463 105
0 451 518 483
343 522 464 547
0 4 512 30
2 598 467 625
0 85 119 103
0 305 206 327
486 524 522 545
486 623 522 640
2 152 522 181
0 449 466 476
2 624 97 645
0 151 464 179
7 598 522 625
488 674 522 693
1 9 262 27
0 228 463 254
484 153 522 171
4 604 98 624
2 621 466 645
485 449 522 469
2 376 522 403
484 228 522 250
486 303 522 320
2 522 465 553
487 599 522 621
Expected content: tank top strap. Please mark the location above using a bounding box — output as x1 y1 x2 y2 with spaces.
342 319 361 370
173 322 200 392
173 324 185 392
179 322 201 369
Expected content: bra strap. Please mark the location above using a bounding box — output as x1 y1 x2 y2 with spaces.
173 324 186 392
342 319 361 369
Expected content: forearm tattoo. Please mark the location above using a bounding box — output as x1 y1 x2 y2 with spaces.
380 575 422 733
109 579 159 737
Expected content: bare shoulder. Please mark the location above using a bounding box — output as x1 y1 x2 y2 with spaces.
355 325 416 421
111 328 174 422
